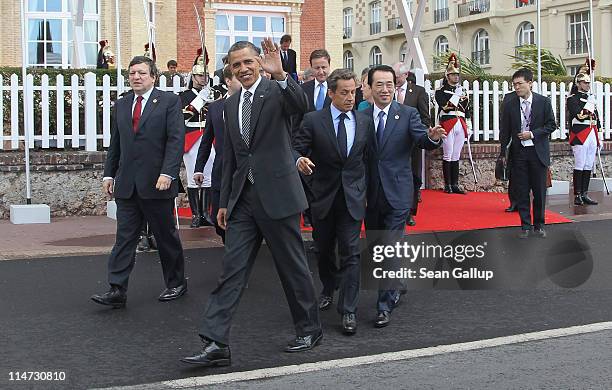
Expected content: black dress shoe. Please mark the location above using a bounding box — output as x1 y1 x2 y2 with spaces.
342 313 357 335
285 331 322 352
91 285 126 308
505 204 518 212
180 339 231 367
190 215 201 228
318 295 333 311
374 311 390 328
533 228 547 239
136 235 150 252
451 185 467 194
158 283 187 301
406 215 416 226
518 230 530 239
581 193 598 205
148 235 158 251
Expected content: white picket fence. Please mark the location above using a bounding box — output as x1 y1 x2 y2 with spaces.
1 73 611 152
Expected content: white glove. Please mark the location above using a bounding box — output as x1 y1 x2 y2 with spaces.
199 86 215 102
584 95 596 113
189 95 205 112
449 94 460 107
466 120 473 136
455 86 464 96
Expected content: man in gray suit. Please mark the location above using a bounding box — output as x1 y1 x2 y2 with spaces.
364 65 445 328
181 39 322 367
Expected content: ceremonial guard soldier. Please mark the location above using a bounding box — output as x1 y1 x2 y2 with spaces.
567 58 600 206
435 54 471 194
180 50 216 227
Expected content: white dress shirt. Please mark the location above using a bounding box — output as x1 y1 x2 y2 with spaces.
520 93 534 147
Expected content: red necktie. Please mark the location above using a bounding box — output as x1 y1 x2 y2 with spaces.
132 95 144 132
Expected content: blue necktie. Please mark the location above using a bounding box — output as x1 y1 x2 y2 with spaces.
376 111 385 145
315 83 325 111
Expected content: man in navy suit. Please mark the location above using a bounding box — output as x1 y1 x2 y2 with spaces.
293 68 373 334
194 65 242 242
500 68 556 238
301 49 332 112
92 56 187 308
279 34 298 81
364 65 445 328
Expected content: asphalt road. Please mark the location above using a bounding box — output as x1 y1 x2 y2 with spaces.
1 220 612 389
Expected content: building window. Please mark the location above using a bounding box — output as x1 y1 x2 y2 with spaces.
433 35 448 70
472 29 490 65
343 8 353 39
517 22 535 47
370 1 381 35
399 41 408 62
370 46 382 66
434 0 449 23
568 11 589 55
26 0 100 68
344 50 354 71
215 11 286 69
568 65 581 76
516 0 535 8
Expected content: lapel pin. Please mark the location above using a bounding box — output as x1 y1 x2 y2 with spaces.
259 95 264 98
395 115 400 120
409 89 413 93
152 98 158 103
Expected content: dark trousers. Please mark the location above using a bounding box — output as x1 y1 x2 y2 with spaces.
312 188 362 314
410 147 423 215
199 182 321 345
210 188 225 243
512 147 547 230
108 192 185 290
508 171 518 206
365 184 410 313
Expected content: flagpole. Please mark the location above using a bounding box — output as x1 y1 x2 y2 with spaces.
589 0 594 64
115 0 122 93
536 0 541 87
20 0 32 204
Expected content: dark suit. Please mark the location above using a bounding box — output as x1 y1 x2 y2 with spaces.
104 88 186 290
401 82 431 217
281 48 298 80
500 92 556 231
195 97 226 241
198 76 321 345
293 107 372 314
302 79 332 112
364 101 440 312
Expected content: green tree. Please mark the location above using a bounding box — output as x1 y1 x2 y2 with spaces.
508 45 567 76
432 51 488 78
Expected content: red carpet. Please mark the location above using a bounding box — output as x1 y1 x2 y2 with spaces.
178 190 573 234
405 189 572 233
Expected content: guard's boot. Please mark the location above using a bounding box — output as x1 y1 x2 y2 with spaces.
450 161 466 194
581 170 598 205
442 160 452 193
573 169 584 205
187 188 201 228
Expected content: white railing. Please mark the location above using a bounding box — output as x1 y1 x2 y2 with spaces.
1 73 611 152
0 73 184 151
425 79 612 142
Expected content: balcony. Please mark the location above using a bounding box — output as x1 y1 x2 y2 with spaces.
471 49 490 65
387 17 402 31
567 39 588 55
370 22 381 35
458 0 490 18
343 27 352 39
434 8 449 23
515 0 534 7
